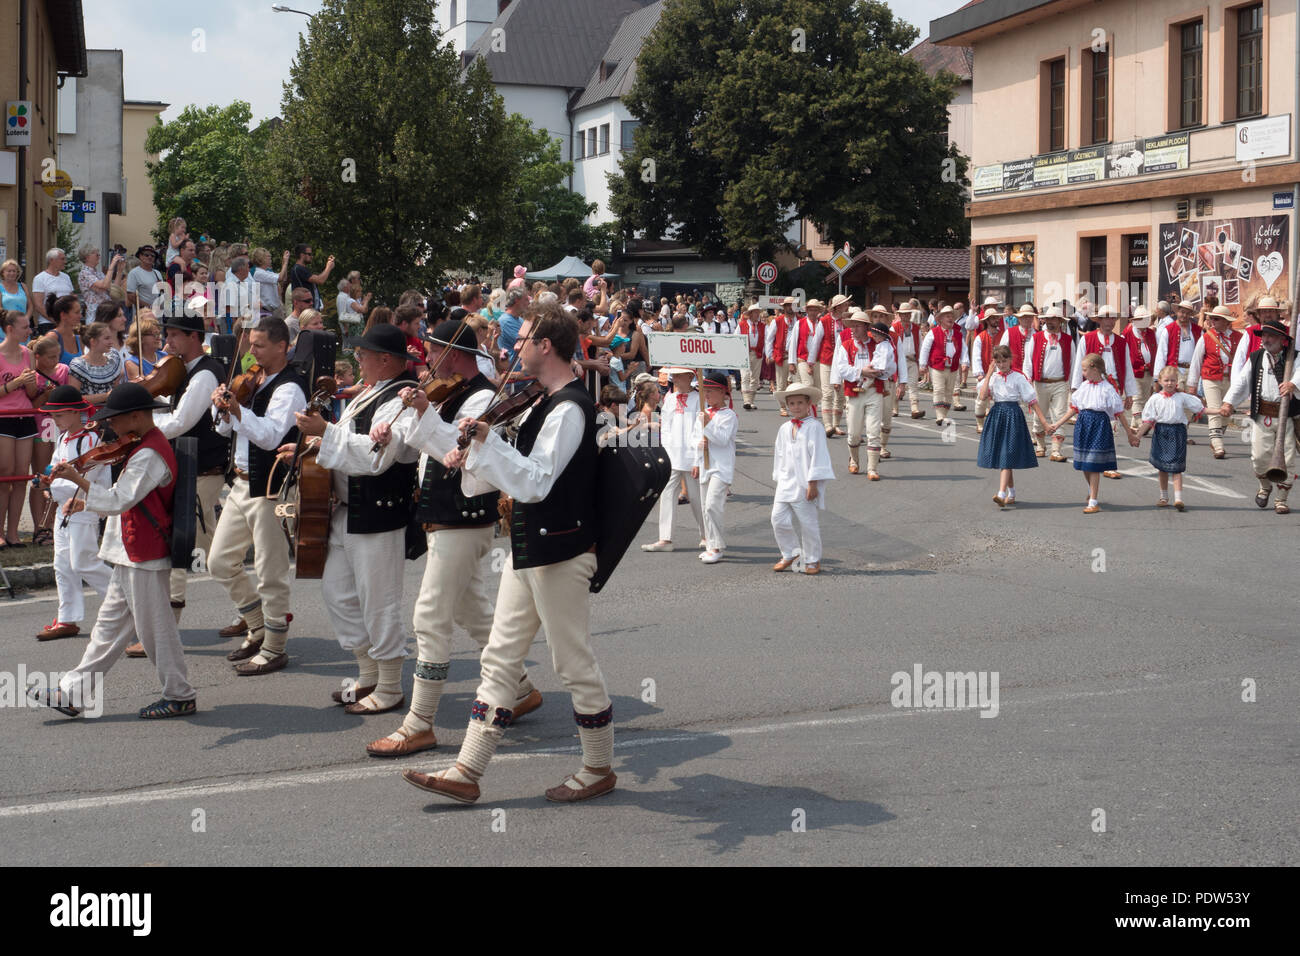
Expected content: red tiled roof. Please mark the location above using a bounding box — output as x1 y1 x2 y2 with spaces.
906 37 972 81
838 247 971 283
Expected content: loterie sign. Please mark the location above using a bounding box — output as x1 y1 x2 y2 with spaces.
648 332 748 369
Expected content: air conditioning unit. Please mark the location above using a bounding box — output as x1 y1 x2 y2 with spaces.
1176 199 1190 221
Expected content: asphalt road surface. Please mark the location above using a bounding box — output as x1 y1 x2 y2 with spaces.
2 387 1295 865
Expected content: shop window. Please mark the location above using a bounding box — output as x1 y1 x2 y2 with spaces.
977 243 1035 307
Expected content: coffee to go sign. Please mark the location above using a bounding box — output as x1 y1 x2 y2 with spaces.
648 332 748 369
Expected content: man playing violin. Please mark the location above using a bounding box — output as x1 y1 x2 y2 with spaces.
365 319 543 758
208 317 308 672
293 323 419 724
30 383 198 719
403 300 612 805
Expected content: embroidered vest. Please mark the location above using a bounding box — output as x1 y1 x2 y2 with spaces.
817 315 836 365
1125 326 1156 378
1082 331 1128 389
929 325 961 371
415 375 500 527
1200 329 1239 382
119 428 177 564
772 316 790 363
1030 330 1072 382
1164 322 1202 367
839 330 885 397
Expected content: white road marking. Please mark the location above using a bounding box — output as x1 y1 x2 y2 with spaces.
0 677 1225 818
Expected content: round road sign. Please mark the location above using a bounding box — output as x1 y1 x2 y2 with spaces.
756 261 777 285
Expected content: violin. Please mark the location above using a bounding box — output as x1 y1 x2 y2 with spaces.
218 364 266 411
456 381 546 452
47 431 145 528
369 372 473 455
137 354 186 398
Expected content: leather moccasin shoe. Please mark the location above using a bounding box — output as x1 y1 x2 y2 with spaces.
403 769 480 804
226 637 263 662
234 652 288 676
512 689 543 721
545 771 617 803
332 683 376 704
124 641 147 658
219 619 249 639
367 729 437 758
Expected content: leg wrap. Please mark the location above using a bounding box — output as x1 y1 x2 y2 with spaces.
238 598 265 634
456 719 504 780
579 724 614 770
354 645 379 687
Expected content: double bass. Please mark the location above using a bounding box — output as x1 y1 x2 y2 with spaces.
275 376 336 578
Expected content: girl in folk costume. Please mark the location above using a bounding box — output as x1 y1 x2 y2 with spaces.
833 308 894 479
1070 306 1137 479
1050 353 1140 513
641 368 705 552
1025 305 1074 461
1220 317 1300 515
891 304 924 419
978 345 1053 507
771 384 835 575
918 305 969 427
1134 366 1204 510
1186 306 1242 459
737 303 766 410
690 371 739 564
821 295 852 436
767 299 795 415
970 307 1004 434
1121 306 1158 420
1153 298 1203 388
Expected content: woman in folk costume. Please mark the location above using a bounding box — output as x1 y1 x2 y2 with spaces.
918 305 969 427
767 299 795 416
641 367 705 552
737 303 766 410
978 344 1053 507
1134 366 1203 510
1186 306 1242 460
1121 305 1158 421
832 308 894 479
770 383 835 575
890 303 924 419
1220 317 1300 515
970 307 1004 434
1070 305 1137 480
1152 298 1203 388
1050 353 1140 513
1024 305 1074 462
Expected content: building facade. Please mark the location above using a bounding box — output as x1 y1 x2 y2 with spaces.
932 0 1298 319
112 99 167 251
56 48 123 259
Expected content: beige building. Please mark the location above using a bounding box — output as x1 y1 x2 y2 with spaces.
112 99 167 251
933 0 1299 319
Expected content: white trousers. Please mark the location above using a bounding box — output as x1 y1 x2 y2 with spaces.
930 368 958 417
1132 374 1154 420
1250 415 1297 492
845 390 883 450
413 524 496 664
797 360 820 389
170 472 226 605
1201 377 1230 446
775 363 791 410
740 353 762 404
476 550 608 716
700 474 729 552
321 507 408 660
59 564 195 702
53 519 111 624
772 498 822 565
1033 380 1070 446
659 468 703 541
206 477 293 628
902 358 920 411
819 362 843 427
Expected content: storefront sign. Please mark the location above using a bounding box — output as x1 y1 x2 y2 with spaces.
1236 114 1291 162
1157 215 1289 318
5 102 31 146
974 133 1190 197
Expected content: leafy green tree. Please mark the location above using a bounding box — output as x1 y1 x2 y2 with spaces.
145 101 255 243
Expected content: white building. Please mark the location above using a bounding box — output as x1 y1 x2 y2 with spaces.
56 48 124 259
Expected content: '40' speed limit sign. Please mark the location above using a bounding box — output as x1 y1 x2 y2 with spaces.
756 261 777 285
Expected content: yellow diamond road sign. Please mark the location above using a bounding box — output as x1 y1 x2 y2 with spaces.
829 249 853 274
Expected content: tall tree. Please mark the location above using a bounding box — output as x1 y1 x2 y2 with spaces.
144 101 255 243
610 0 969 266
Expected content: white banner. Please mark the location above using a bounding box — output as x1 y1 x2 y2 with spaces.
648 332 748 369
755 294 785 310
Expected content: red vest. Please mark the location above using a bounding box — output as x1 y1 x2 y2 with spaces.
119 428 178 564
1243 324 1263 363
1123 326 1157 378
892 319 921 361
1163 322 1202 368
839 329 885 396
1028 329 1072 382
772 316 790 363
1082 331 1129 389
817 314 836 365
1200 328 1240 381
795 315 817 362
1004 326 1029 373
928 324 962 371
739 318 763 356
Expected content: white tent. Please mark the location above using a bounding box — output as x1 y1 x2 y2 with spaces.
524 256 618 282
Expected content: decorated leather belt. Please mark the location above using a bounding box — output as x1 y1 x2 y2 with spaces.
1258 399 1281 417
1039 377 1066 383
422 520 494 532
200 466 226 476
1177 363 1190 368
234 468 251 481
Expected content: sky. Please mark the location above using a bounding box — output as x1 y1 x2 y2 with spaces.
84 0 967 125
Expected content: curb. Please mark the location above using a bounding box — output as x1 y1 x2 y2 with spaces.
2 563 57 594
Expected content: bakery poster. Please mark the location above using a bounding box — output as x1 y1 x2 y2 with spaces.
1157 215 1289 319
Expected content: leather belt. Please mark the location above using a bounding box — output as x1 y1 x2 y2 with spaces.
1258 399 1281 417
422 521 494 532
234 468 250 481
200 466 226 476
1039 377 1066 383
1177 362 1190 368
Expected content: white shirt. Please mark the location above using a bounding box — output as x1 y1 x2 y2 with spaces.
253 267 281 314
49 429 110 526
985 369 1038 404
918 325 969 371
1223 348 1300 410
223 273 258 320
32 269 73 305
970 332 992 378
336 292 363 325
396 387 494 486
893 320 919 361
1230 330 1257 382
1070 332 1137 395
214 369 309 471
1153 323 1197 371
1141 389 1203 424
690 405 738 484
1026 330 1069 380
1124 326 1154 372
317 380 419 503
788 315 823 364
85 446 174 570
153 355 220 439
832 333 893 387
660 389 700 470
773 416 835 507
1070 378 1125 416
459 398 586 503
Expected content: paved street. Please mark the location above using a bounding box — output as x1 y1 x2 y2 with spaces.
1 388 1295 866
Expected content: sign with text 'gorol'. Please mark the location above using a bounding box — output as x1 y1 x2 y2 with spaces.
648 332 748 369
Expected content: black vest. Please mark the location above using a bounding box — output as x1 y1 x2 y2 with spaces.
1246 348 1296 420
509 380 597 570
172 354 229 473
344 372 419 534
246 366 309 498
415 374 499 527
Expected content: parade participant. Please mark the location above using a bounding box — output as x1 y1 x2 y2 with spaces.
641 367 704 552
918 305 968 427
1187 306 1241 459
891 303 924 419
766 299 794 415
30 383 197 719
1230 295 1282 384
833 309 893 479
404 302 613 805
1220 317 1300 515
293 322 419 714
365 319 542 758
970 307 1003 434
738 303 765 410
35 387 112 640
207 318 308 672
821 295 852 435
1070 305 1136 480
877 306 907 460
1153 298 1203 387
1050 354 1139 513
788 298 824 398
999 304 1035 374
1121 305 1158 421
1025 305 1073 462
978 345 1052 508
771 384 834 574
691 370 738 564
1135 366 1204 510
1153 300 1174 331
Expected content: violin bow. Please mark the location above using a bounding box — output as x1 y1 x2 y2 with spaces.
371 313 472 450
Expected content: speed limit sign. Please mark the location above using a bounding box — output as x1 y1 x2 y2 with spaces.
756 261 777 285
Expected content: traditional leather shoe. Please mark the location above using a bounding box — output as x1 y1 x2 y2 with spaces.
234 652 288 676
218 618 249 639
1102 470 1122 480
879 449 891 459
226 637 263 662
867 471 881 481
779 409 789 417
1035 448 1046 457
1083 504 1100 514
344 694 405 715
332 683 377 704
124 641 147 658
848 460 860 475
512 688 544 720
545 771 617 803
37 622 80 641
1050 453 1067 462
1213 449 1226 459
367 728 437 758
952 403 968 411
802 563 822 575
911 410 924 419
993 494 1007 508
403 769 480 804
772 557 796 572
1275 502 1290 515
1174 500 1186 512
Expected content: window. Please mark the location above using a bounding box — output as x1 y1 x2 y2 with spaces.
977 243 1035 308
1237 4 1263 118
1179 21 1203 128
450 0 457 26
587 127 597 158
1088 236 1108 306
620 120 641 151
1091 48 1108 144
1049 59 1066 152
599 124 610 154
576 129 584 159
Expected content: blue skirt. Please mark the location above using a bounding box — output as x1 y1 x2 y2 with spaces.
977 401 1038 470
1072 409 1117 472
1149 422 1188 473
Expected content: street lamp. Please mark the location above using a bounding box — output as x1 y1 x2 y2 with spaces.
271 4 313 16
